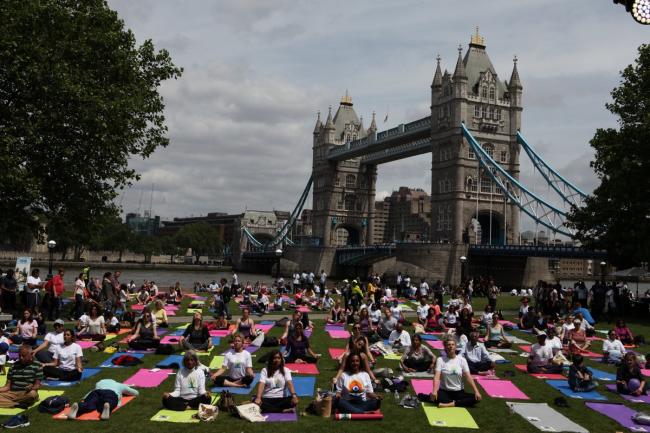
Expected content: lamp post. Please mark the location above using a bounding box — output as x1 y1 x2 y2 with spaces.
600 261 606 286
460 255 467 288
47 240 57 280
275 248 283 279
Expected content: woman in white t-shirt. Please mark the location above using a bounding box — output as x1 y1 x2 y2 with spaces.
74 273 86 319
211 334 255 387
42 329 83 382
427 339 481 407
12 309 38 346
335 353 382 414
77 305 106 341
33 319 65 363
254 349 298 413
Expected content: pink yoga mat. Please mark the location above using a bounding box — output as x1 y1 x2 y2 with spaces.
209 330 231 337
411 379 432 395
329 348 346 359
477 378 529 399
285 363 319 374
124 368 173 387
131 304 145 310
328 330 350 339
642 369 650 377
77 341 98 349
519 345 531 353
514 364 565 380
425 340 445 350
160 335 182 345
256 324 274 333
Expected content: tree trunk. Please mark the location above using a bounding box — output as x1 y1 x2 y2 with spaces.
118 250 123 262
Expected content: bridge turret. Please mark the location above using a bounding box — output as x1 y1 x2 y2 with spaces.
431 54 443 106
313 111 322 135
508 56 523 136
368 111 377 133
323 105 335 143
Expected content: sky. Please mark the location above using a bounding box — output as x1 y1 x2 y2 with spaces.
109 0 648 232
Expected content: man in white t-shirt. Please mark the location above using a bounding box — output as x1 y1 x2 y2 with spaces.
388 323 411 351
602 330 626 363
527 332 562 374
419 279 430 300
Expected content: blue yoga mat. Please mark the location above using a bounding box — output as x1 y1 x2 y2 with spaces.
259 320 276 325
211 373 260 395
289 376 316 397
420 334 439 341
42 368 101 387
156 354 183 369
169 329 185 336
211 337 221 345
546 380 607 401
99 352 145 368
589 368 616 381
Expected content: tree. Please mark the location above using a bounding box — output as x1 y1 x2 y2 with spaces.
0 0 182 245
159 235 182 264
174 223 222 264
568 44 650 267
90 216 134 262
130 233 160 264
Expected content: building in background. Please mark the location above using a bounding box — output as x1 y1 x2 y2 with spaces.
125 211 160 236
384 187 431 242
373 199 390 244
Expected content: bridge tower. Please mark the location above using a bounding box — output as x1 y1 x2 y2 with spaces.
430 29 521 245
311 93 377 247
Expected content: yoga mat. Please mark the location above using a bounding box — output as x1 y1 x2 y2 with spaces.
99 352 144 368
157 354 183 369
209 355 225 369
334 411 383 420
329 348 346 359
325 324 345 331
546 379 607 400
256 324 274 333
477 378 529 399
211 373 260 394
285 363 319 375
211 336 221 345
425 340 445 350
508 336 531 345
151 408 198 423
264 411 298 422
422 404 478 429
0 390 64 416
590 368 616 381
186 308 202 314
209 329 230 337
290 376 316 397
586 402 650 432
328 330 350 339
77 340 98 349
384 352 402 360
160 335 182 345
53 396 135 420
420 334 439 341
507 402 589 433
514 364 565 379
124 368 174 387
182 346 215 356
488 353 509 364
487 348 518 353
519 345 532 353
411 379 432 395
605 384 650 403
259 320 276 325
221 345 259 355
42 368 101 387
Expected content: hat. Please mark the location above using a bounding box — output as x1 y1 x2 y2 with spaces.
53 319 64 326
537 331 547 337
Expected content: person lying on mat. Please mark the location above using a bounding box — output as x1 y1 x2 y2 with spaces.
67 378 139 420
388 323 411 353
327 300 346 324
253 349 299 413
284 322 320 364
568 319 591 355
211 334 254 387
603 330 626 364
527 332 563 374
0 346 42 408
335 353 382 414
42 329 83 382
33 319 65 363
421 339 481 408
462 332 495 375
614 320 634 346
180 312 212 352
233 308 256 344
163 351 212 411
568 355 597 392
76 305 107 341
616 352 649 396
484 315 511 349
127 312 160 351
400 334 436 373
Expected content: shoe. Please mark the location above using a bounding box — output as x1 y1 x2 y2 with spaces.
67 403 79 419
100 402 111 420
3 414 29 428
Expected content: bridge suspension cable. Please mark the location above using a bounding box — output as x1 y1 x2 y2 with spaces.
462 123 576 238
517 131 587 208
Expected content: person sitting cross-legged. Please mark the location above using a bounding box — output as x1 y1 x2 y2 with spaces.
527 332 563 374
42 329 83 382
253 349 299 413
334 353 382 414
568 355 597 393
162 351 211 411
67 379 139 420
211 333 255 388
400 334 436 373
0 346 42 408
462 331 495 375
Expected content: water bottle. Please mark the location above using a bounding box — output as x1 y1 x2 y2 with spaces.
394 389 400 403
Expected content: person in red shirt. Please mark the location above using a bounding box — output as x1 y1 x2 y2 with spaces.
46 268 65 320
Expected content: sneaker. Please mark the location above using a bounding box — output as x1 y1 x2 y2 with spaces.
3 414 29 428
100 402 111 420
67 403 79 420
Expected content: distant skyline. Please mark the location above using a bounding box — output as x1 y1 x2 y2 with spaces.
109 0 648 232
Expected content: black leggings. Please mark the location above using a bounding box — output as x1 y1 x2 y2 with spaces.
213 375 254 387
466 360 493 375
437 389 478 407
128 338 160 351
527 364 563 374
404 358 431 372
42 366 82 382
162 394 211 411
285 354 317 364
260 397 295 413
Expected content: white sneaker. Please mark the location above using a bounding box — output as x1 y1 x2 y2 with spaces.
67 403 79 420
100 402 111 420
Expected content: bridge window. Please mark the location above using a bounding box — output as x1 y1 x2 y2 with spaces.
489 86 495 100
345 174 356 188
337 200 343 210
483 144 494 159
481 86 487 98
437 207 444 231
500 151 508 163
474 105 480 118
497 109 502 121
468 147 475 159
446 206 452 231
446 179 452 192
467 176 477 192
480 175 492 193
487 106 493 119
479 106 484 118
345 195 355 211
334 176 340 187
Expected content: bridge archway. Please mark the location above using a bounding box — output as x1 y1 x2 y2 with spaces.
246 232 274 250
476 211 504 245
333 224 361 246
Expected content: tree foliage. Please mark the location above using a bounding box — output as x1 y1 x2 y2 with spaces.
0 0 182 249
174 223 222 264
568 44 650 267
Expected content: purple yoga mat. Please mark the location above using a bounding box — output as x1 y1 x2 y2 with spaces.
124 368 174 387
605 384 650 403
325 324 345 332
263 412 298 422
586 402 650 432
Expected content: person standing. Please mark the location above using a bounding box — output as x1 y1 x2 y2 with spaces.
1 270 18 315
73 273 86 320
25 269 43 312
46 268 65 320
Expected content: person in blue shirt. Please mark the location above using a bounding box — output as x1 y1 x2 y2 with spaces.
67 379 139 420
572 303 595 325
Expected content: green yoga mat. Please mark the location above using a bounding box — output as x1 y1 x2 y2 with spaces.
209 355 225 369
422 403 479 429
151 396 220 423
181 346 214 356
0 390 64 416
384 353 402 361
186 308 202 314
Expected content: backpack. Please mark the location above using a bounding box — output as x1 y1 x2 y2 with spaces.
38 395 70 414
112 354 143 366
155 344 174 355
217 391 238 417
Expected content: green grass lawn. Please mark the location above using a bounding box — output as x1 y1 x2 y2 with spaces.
8 294 650 432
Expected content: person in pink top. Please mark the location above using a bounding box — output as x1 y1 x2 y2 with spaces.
614 319 634 345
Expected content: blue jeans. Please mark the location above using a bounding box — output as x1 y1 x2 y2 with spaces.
336 398 380 414
77 389 119 416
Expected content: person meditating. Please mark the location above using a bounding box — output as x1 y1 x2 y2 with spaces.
76 305 107 341
284 322 320 364
484 315 512 348
179 312 212 352
67 379 139 420
614 319 634 345
334 336 378 384
211 334 255 388
233 308 256 344
12 310 38 346
0 346 42 408
568 355 597 392
328 300 345 324
603 329 627 364
616 352 649 396
162 352 211 411
151 300 169 328
128 312 160 351
568 319 591 355
334 353 382 414
462 332 495 375
33 319 65 363
400 334 436 373
527 332 563 374
253 349 299 413
42 329 83 382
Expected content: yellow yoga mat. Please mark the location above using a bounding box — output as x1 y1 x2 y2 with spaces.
209 355 225 369
422 403 479 429
0 390 64 416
